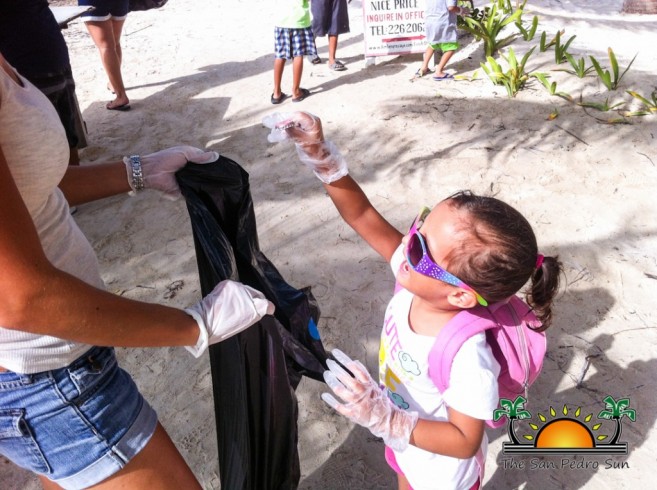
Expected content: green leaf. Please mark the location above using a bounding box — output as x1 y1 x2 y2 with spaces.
603 395 618 410
625 409 636 422
499 398 515 410
627 90 653 107
608 47 619 83
493 409 507 421
598 410 613 419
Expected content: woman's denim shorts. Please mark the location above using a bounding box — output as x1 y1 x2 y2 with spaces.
0 346 157 489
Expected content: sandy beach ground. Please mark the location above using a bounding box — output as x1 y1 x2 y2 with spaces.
2 0 657 488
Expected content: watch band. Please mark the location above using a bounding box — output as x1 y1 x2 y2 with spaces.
128 155 144 191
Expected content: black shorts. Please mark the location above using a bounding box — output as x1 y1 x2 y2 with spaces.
29 67 86 149
311 0 350 37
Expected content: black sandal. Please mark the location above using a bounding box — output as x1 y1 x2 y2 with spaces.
270 92 288 105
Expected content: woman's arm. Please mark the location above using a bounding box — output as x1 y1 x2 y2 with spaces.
60 146 221 205
0 145 199 347
58 160 132 205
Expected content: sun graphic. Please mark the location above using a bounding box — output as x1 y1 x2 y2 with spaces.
523 405 608 448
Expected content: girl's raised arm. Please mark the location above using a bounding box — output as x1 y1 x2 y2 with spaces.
264 111 404 261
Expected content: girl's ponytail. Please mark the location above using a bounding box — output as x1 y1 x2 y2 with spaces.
527 255 563 331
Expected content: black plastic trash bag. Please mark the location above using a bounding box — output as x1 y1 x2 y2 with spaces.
177 157 328 490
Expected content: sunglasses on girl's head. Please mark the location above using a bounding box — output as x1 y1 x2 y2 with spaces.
405 207 488 307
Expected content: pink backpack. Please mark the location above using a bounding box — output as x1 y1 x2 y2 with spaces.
427 295 546 429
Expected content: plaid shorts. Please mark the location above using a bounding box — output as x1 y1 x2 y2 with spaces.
274 27 317 60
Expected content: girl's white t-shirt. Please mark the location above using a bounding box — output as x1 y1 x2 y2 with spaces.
379 246 500 490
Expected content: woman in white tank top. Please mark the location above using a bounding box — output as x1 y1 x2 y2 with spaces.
0 51 273 489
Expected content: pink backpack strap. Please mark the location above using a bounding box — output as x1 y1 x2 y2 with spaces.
427 306 496 393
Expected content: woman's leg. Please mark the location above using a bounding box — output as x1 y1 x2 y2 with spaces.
39 423 201 490
84 19 129 109
90 423 200 489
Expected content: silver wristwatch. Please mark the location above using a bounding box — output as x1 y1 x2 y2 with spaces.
128 155 144 191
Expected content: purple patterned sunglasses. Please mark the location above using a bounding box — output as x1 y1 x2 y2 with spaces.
405 207 488 307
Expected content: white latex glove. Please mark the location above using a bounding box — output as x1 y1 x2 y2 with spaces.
184 280 275 358
124 146 219 199
321 349 419 452
262 111 349 184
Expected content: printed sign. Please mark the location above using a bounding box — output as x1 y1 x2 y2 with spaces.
362 0 427 56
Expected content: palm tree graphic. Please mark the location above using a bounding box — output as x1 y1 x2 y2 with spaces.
493 396 532 445
597 396 636 445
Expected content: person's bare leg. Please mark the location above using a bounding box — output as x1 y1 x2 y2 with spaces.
84 20 129 108
328 34 338 65
108 18 125 93
420 45 434 74
435 50 456 78
292 56 303 99
39 475 62 489
273 58 286 99
40 423 200 490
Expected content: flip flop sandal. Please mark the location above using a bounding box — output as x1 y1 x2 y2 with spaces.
411 68 431 80
432 73 454 81
271 92 288 105
106 101 131 111
310 56 322 65
292 88 311 102
329 61 346 71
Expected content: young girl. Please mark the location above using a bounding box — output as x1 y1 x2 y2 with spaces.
264 111 563 490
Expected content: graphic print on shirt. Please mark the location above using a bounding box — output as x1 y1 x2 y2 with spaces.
398 350 420 375
379 312 422 411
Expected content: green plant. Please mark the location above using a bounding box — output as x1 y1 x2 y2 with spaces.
577 97 624 112
553 31 576 64
516 15 539 41
624 89 657 116
555 53 595 78
481 47 535 97
460 0 523 57
539 29 563 52
589 48 637 91
532 72 572 101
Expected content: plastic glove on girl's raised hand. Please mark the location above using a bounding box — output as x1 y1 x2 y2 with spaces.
124 146 219 199
184 280 275 358
321 349 419 452
262 111 348 184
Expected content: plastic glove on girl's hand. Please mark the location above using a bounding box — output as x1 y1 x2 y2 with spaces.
262 111 348 184
321 349 419 452
184 280 275 358
126 146 219 199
